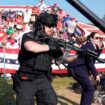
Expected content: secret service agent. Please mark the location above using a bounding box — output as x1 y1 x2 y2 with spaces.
12 12 78 105
13 12 63 105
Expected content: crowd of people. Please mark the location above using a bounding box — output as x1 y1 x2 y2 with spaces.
0 8 32 48
0 0 78 50
0 0 105 105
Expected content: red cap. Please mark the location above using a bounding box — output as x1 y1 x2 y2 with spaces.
72 17 76 21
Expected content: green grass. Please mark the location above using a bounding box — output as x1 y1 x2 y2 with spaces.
52 76 76 90
0 79 15 105
0 75 76 105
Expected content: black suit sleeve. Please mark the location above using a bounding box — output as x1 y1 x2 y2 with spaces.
86 60 98 77
82 42 98 77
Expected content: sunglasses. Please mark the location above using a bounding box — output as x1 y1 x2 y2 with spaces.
45 23 55 28
94 37 100 39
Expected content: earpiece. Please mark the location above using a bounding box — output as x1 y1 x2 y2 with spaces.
35 22 43 31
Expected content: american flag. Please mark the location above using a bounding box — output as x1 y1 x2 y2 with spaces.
94 48 105 72
0 48 105 74
0 48 19 74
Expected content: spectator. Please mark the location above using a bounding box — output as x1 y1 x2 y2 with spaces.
51 3 60 14
37 0 47 13
67 17 77 39
62 14 71 32
30 6 40 24
0 27 7 41
6 28 19 49
23 9 31 24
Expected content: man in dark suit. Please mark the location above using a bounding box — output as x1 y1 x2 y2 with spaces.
68 32 103 105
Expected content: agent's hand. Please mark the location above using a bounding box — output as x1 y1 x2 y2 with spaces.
96 74 101 83
49 43 63 57
96 39 104 49
49 44 58 51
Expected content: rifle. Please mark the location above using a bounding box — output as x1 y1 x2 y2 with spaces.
37 32 105 63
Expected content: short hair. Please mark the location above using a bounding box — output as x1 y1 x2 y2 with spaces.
89 32 97 38
35 12 58 29
86 32 97 41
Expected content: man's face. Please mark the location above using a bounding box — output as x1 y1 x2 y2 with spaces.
91 33 102 46
44 25 54 36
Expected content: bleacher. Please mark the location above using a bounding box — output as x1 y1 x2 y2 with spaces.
0 5 105 75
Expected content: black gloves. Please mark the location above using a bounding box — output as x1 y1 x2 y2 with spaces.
48 41 63 58
49 44 59 52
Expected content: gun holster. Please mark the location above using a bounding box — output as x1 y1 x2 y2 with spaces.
12 73 20 92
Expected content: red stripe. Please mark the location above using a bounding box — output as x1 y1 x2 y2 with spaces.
0 48 104 55
102 48 105 53
87 29 105 35
1 68 105 74
0 6 33 9
52 69 105 73
52 69 68 74
0 69 17 74
0 48 19 54
96 68 105 72
77 23 95 28
0 69 68 74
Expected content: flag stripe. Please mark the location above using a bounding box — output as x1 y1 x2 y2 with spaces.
0 48 19 54
0 53 18 59
0 48 105 74
0 63 19 69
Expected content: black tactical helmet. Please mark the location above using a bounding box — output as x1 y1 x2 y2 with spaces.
34 12 58 30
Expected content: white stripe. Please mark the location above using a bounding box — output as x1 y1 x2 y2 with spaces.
95 63 105 68
0 63 19 70
52 64 66 69
0 53 18 59
99 54 105 58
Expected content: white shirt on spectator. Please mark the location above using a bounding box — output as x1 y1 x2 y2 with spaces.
37 1 47 12
23 10 31 23
67 20 76 34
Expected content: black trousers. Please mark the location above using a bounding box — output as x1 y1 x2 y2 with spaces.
15 76 57 105
71 66 95 105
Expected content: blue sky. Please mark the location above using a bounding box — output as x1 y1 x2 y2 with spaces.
0 0 105 23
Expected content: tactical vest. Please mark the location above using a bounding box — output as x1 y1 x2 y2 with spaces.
18 31 53 74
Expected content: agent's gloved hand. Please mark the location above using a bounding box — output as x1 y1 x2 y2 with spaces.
48 43 63 59
49 44 59 52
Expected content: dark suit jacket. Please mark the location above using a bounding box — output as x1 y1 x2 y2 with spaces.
68 41 101 77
